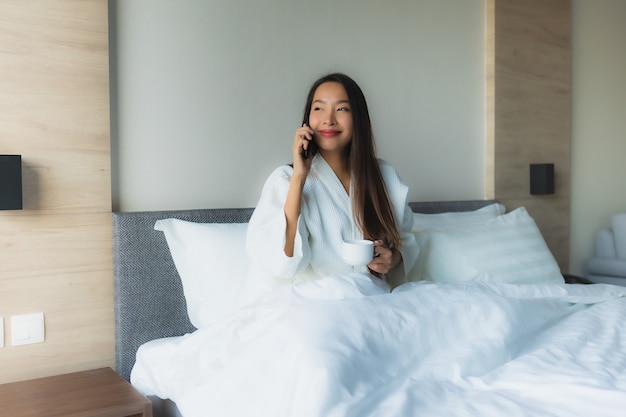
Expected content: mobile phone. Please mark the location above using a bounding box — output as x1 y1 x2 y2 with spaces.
301 120 316 159
302 139 317 159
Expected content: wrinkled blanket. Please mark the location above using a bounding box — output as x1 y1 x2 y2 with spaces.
131 275 626 417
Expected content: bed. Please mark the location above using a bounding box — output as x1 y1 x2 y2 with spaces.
114 200 626 417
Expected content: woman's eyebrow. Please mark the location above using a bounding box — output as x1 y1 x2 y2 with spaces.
313 98 350 104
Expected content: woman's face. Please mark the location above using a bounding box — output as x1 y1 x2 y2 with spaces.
308 82 353 155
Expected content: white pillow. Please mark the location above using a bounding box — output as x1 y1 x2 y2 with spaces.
612 213 626 260
154 219 250 328
412 203 506 232
410 207 564 285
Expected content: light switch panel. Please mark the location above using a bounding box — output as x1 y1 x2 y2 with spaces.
0 316 4 348
11 312 45 346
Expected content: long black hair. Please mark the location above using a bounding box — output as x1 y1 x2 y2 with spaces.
302 73 400 249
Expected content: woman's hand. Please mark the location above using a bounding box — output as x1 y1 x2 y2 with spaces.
292 124 315 177
368 240 402 275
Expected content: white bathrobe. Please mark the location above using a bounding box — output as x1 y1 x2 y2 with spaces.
244 155 418 299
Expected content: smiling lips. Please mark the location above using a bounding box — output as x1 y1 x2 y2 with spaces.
318 129 341 138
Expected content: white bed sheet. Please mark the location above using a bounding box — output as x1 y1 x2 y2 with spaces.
131 276 626 417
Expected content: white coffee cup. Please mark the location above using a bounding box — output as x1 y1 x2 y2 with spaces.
341 239 374 266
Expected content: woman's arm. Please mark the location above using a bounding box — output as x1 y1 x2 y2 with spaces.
246 166 311 279
370 161 419 285
284 124 315 256
283 174 306 257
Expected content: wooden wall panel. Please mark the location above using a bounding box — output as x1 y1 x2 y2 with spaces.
486 0 571 271
0 0 112 384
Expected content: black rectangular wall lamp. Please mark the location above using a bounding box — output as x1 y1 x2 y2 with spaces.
530 163 555 195
0 155 23 210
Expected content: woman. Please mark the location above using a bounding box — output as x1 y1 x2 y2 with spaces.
246 73 417 292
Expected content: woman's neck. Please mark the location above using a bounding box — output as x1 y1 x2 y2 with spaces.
320 151 351 194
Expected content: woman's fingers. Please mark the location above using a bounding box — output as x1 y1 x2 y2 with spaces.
369 241 393 273
293 125 314 155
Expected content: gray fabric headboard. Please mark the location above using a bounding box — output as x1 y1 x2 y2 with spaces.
113 200 498 381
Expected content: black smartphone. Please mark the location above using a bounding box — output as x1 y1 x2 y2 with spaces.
301 119 316 159
302 139 317 159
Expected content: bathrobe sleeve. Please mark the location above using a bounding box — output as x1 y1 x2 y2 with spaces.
246 165 312 279
379 160 419 288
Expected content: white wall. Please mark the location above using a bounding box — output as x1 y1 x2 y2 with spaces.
110 0 626 276
110 0 486 211
570 0 626 276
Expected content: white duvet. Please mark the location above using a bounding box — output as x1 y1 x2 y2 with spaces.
131 275 626 417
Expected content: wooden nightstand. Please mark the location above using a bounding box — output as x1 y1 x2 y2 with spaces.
0 367 152 417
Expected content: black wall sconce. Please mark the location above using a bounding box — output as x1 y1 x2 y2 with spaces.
530 163 555 195
0 155 23 210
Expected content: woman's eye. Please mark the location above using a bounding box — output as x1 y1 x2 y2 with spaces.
337 107 350 112
313 107 323 111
